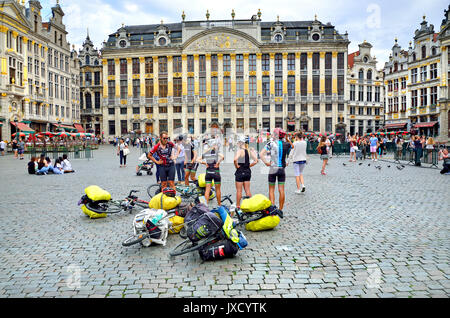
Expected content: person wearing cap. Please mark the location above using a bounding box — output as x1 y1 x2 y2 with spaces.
234 135 259 209
259 128 291 211
198 137 224 205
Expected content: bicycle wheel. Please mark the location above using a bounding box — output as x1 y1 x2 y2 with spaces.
122 233 149 246
179 227 187 239
169 234 220 257
85 201 123 214
147 184 161 198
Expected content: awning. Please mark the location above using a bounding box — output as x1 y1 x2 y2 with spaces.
414 121 438 128
385 122 408 129
74 123 85 133
53 123 77 132
287 121 295 125
11 121 35 133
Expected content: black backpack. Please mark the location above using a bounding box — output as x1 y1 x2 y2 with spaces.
185 204 223 242
198 239 239 261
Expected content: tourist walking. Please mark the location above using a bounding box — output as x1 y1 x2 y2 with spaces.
117 138 129 167
0 140 6 156
288 132 307 193
259 128 291 211
12 139 18 159
234 136 258 208
317 136 329 175
369 133 378 161
349 135 357 162
18 138 25 160
175 135 185 184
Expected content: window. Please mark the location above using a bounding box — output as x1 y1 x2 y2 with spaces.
411 68 418 83
288 76 295 97
187 77 194 96
420 66 427 82
430 63 437 79
325 52 332 70
223 76 231 98
401 96 407 111
300 75 307 96
108 80 115 100
223 54 231 72
94 72 101 86
312 75 319 96
358 85 364 101
394 79 398 91
145 57 153 73
236 54 243 73
411 90 418 108
337 53 345 69
158 56 167 75
249 76 256 98
173 78 182 97
420 88 427 106
275 76 282 96
326 104 332 112
312 53 320 70
325 118 332 132
430 86 437 105
132 58 140 74
313 118 320 131
211 54 218 72
199 77 206 97
421 46 426 59
173 56 182 73
313 103 320 112
401 77 406 89
133 79 140 99
262 54 270 71
159 78 167 98
109 121 116 135
275 53 282 71
350 84 355 101
199 55 206 72
262 104 270 112
337 75 344 96
145 79 153 97
300 53 307 70
108 108 115 115
393 97 398 112
287 53 295 71
133 107 140 114
388 80 393 92
120 59 127 75
262 76 270 97
120 80 127 99
85 93 92 108
325 75 332 96
358 69 364 80
236 77 243 98
95 92 101 108
211 77 218 97
187 55 194 72
367 86 372 102
288 104 295 112
367 69 372 80
275 104 283 112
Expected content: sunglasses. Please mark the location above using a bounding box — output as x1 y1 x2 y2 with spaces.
162 137 169 140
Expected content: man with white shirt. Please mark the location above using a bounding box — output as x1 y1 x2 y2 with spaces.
61 154 75 173
0 140 6 156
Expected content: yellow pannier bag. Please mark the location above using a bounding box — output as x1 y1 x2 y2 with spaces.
198 173 214 188
149 193 181 210
240 194 272 213
168 215 184 234
245 215 280 232
81 204 107 219
85 185 111 202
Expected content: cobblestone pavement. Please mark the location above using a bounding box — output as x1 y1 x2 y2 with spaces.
0 146 449 298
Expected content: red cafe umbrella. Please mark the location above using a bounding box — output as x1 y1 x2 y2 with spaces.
56 132 70 137
12 132 27 138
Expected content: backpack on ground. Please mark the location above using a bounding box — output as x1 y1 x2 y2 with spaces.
198 239 239 261
185 203 223 242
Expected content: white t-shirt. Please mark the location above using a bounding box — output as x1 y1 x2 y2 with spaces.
0 141 6 149
62 159 72 170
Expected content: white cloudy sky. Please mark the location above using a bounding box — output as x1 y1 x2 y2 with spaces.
38 0 449 69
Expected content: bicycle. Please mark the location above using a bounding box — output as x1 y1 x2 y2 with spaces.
168 195 238 257
147 181 216 203
78 189 150 214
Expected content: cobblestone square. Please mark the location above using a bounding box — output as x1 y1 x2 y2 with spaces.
0 146 449 298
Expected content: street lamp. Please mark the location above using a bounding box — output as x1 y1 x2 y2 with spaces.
14 117 19 143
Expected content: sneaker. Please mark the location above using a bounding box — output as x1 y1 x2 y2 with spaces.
301 186 306 193
295 189 302 194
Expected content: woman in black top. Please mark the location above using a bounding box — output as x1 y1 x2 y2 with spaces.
28 157 37 174
234 136 259 209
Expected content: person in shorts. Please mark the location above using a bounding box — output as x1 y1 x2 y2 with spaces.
199 137 224 205
148 131 179 190
18 138 25 160
317 136 329 175
288 132 307 194
0 140 6 156
184 135 199 186
369 133 379 161
234 135 259 208
259 128 291 211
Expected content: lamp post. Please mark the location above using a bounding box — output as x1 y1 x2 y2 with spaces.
14 117 19 143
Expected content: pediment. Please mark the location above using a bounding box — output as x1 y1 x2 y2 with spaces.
1 2 31 30
183 29 260 54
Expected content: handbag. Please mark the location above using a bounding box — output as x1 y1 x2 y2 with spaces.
123 148 130 156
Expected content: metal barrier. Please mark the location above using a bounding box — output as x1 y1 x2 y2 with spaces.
27 146 94 160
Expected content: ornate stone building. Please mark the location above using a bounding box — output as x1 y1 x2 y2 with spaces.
100 11 349 139
438 5 450 142
347 41 384 136
384 15 444 140
0 0 80 140
78 31 102 135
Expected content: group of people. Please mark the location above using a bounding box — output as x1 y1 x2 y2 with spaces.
28 154 75 175
2 138 26 160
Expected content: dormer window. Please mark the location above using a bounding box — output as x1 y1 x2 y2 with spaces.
274 33 283 43
421 46 426 59
158 37 167 46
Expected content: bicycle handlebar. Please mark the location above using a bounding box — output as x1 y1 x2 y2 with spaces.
221 195 234 205
128 190 139 197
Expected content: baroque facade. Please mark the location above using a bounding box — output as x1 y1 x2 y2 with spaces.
100 11 350 139
347 41 384 136
384 13 449 142
0 0 81 141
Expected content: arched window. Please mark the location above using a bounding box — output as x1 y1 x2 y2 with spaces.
85 55 90 65
367 69 373 80
421 46 426 59
412 53 416 62
94 59 99 66
358 69 364 80
431 47 436 56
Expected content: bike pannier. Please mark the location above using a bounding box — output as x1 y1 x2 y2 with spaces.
197 173 214 188
240 194 272 213
168 215 184 234
245 215 280 232
81 204 107 219
149 193 181 210
198 239 239 261
186 212 223 242
84 185 111 202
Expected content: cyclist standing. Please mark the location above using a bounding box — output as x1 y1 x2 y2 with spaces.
199 137 224 206
148 131 179 190
184 135 199 186
234 136 259 209
259 128 291 212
